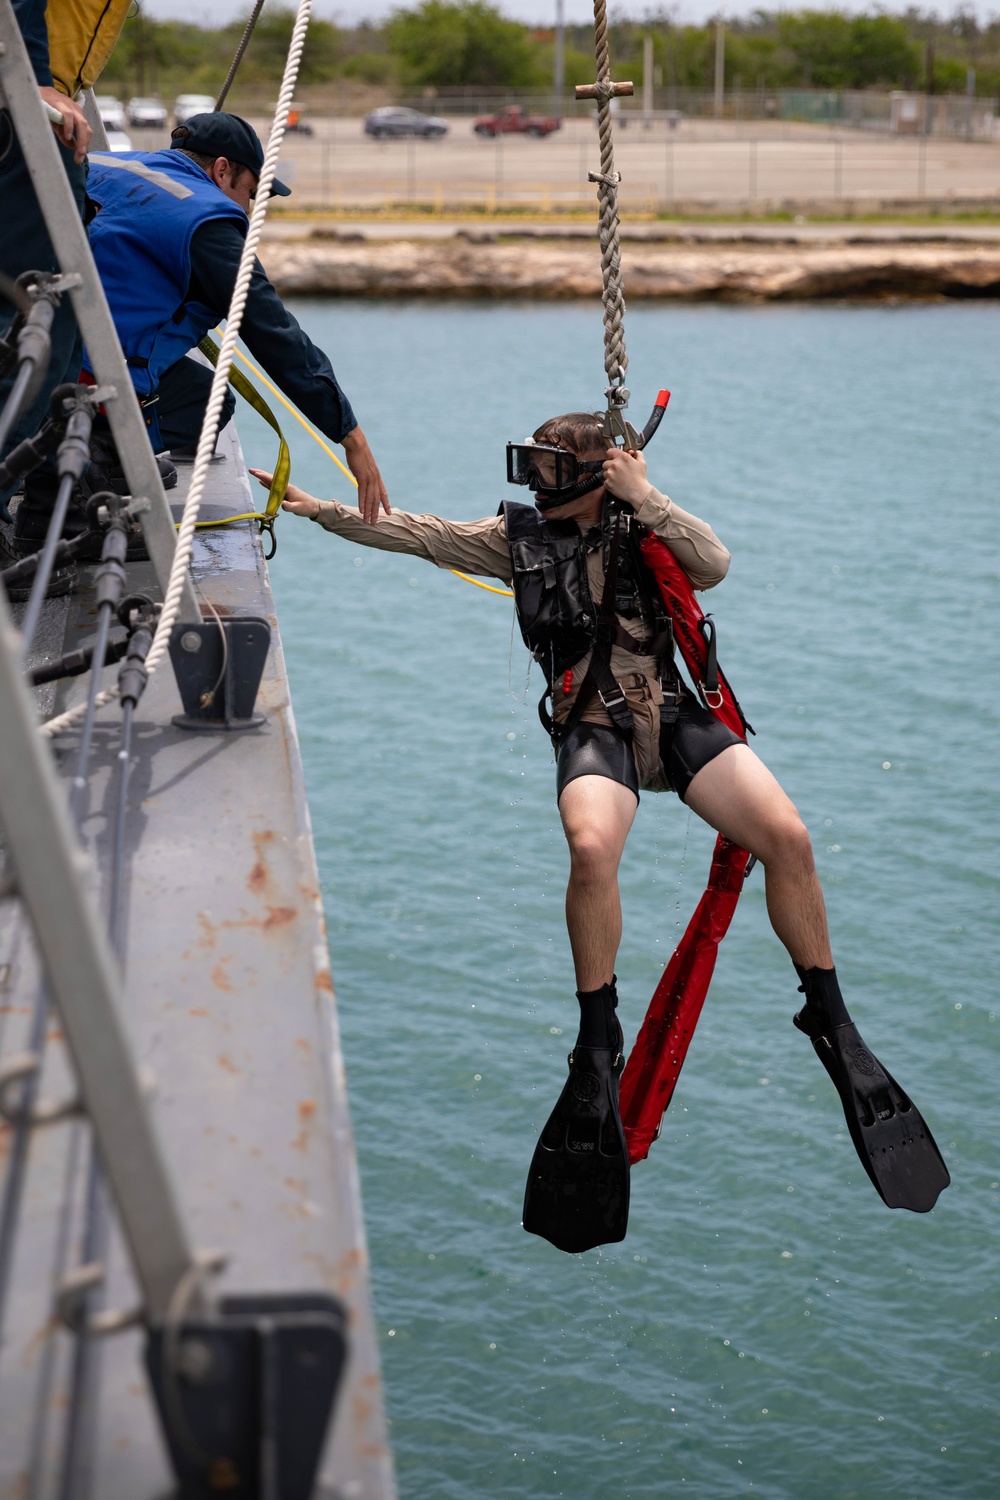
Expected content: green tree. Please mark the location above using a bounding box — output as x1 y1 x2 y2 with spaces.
385 1 545 89
848 15 919 87
228 6 341 85
778 10 918 88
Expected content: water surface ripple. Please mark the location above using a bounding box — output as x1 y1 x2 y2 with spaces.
242 301 998 1500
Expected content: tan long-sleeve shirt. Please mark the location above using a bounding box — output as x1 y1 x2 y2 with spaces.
311 485 730 787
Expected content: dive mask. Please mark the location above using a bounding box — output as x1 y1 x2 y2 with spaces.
506 441 605 507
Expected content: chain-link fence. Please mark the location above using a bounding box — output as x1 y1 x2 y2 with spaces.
238 116 1000 215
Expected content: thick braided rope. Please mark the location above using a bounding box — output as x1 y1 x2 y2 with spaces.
592 0 627 389
215 0 267 112
41 0 313 739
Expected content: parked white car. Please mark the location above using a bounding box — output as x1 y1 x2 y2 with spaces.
104 129 134 153
173 94 216 127
127 96 168 129
94 94 126 132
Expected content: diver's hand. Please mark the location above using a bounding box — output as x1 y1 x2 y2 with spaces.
342 427 390 525
249 468 320 519
40 87 91 164
603 446 652 509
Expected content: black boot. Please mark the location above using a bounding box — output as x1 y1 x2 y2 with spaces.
794 964 949 1213
13 432 173 561
1 513 77 602
84 428 177 499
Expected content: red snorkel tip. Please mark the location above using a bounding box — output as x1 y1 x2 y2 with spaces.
656 389 671 408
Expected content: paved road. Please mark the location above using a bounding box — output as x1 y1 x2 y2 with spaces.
126 116 1000 212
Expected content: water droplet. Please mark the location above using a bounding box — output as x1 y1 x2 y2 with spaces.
882 761 891 769
781 1251 793 1258
473 1074 481 1081
506 731 516 741
353 557 363 567
954 1003 962 1011
387 1329 395 1336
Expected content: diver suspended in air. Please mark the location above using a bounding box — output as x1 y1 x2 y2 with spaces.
249 414 949 1254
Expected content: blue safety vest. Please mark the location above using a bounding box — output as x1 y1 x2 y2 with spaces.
85 150 248 395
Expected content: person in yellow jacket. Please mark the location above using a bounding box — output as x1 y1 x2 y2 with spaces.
1 1 131 530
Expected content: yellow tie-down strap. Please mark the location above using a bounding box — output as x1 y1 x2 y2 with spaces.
194 336 290 553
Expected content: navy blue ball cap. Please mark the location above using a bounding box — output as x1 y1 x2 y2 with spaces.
170 112 291 197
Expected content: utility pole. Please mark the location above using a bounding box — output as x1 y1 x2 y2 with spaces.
714 19 725 119
554 0 565 118
643 34 653 126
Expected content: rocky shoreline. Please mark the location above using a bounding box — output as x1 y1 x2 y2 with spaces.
259 226 1000 300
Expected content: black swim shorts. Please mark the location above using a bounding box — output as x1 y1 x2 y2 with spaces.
555 697 743 805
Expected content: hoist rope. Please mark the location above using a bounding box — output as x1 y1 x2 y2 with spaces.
215 0 267 113
41 0 314 739
590 0 628 394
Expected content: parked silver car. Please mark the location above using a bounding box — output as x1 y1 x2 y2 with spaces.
94 94 126 132
127 96 168 129
173 94 216 127
364 106 448 140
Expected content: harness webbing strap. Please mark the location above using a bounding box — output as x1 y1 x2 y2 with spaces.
558 509 633 743
198 335 290 527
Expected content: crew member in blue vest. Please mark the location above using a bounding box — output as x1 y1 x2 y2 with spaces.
12 111 389 555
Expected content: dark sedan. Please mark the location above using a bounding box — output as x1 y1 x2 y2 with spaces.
364 107 448 140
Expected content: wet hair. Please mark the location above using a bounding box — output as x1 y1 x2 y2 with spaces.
175 147 254 188
532 412 604 456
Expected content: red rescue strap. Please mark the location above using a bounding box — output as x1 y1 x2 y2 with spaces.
618 534 752 1165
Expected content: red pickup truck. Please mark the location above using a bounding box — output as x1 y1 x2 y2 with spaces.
473 105 561 139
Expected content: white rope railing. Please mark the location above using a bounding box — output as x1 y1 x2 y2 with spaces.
41 0 313 738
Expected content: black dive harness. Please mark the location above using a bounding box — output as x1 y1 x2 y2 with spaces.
503 500 680 752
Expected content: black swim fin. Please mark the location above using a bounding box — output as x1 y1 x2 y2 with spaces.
523 981 630 1254
794 966 950 1214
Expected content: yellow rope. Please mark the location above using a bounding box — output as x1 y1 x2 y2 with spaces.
449 569 515 598
229 343 355 484
225 339 515 600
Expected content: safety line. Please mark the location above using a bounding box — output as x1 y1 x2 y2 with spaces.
227 345 515 600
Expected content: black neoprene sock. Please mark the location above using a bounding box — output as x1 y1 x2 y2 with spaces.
575 978 620 1050
794 964 851 1028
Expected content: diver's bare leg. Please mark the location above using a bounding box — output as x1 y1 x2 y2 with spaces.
683 743 833 970
558 775 638 991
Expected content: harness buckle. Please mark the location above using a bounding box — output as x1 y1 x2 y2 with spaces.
699 680 724 710
598 684 627 715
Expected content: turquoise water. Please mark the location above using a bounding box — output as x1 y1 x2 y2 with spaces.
241 301 998 1500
